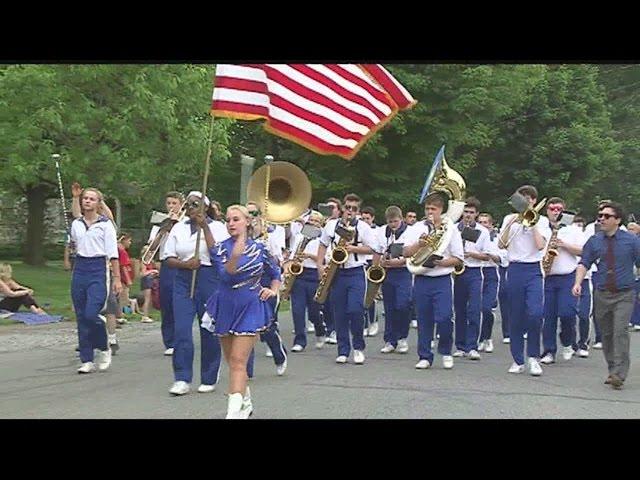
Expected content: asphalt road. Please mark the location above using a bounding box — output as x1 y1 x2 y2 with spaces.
1 312 639 419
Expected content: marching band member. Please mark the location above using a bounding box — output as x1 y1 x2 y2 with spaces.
316 193 381 365
319 197 343 344
403 193 464 370
148 191 184 356
571 216 592 356
477 213 503 353
453 197 492 360
572 201 640 390
626 220 640 331
246 201 288 376
287 211 325 351
377 206 413 354
540 198 585 364
70 187 121 374
202 204 282 419
162 191 229 396
499 185 550 376
361 206 380 337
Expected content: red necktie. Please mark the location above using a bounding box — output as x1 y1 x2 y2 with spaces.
605 235 617 293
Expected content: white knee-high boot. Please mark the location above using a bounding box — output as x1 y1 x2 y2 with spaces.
226 393 244 419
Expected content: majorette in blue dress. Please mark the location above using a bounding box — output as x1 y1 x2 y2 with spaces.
202 237 282 336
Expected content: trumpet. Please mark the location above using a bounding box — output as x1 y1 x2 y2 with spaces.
499 196 547 249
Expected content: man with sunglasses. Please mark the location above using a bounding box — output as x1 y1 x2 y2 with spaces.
499 185 551 376
316 193 381 364
319 198 343 344
361 206 380 337
573 201 640 390
453 197 492 360
540 198 586 365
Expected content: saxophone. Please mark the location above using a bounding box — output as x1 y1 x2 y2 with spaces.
364 263 386 308
280 236 312 300
542 225 560 276
406 217 452 275
314 222 354 304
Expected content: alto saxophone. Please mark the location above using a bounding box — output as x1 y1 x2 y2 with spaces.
314 222 354 304
280 236 312 300
542 225 560 276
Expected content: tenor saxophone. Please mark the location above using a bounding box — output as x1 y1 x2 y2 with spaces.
280 236 312 300
542 225 560 276
364 263 386 308
314 224 354 304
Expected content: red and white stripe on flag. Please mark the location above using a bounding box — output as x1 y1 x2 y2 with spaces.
211 64 416 160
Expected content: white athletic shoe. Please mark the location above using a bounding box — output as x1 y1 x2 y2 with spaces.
528 358 543 376
276 359 287 376
291 344 304 352
164 347 174 356
431 340 436 349
503 337 511 344
380 343 396 354
415 359 431 369
467 350 481 360
561 346 574 361
452 350 466 358
442 355 454 369
523 333 528 339
141 316 154 323
96 349 112 372
226 393 244 419
116 318 127 325
335 355 348 364
327 331 338 344
197 384 215 393
315 337 326 349
540 353 555 365
363 327 369 337
577 348 589 358
265 346 273 358
508 362 525 374
633 325 640 331
368 322 379 337
306 321 315 333
77 362 96 374
593 342 603 350
410 320 418 329
353 350 365 365
485 340 494 353
478 341 486 352
396 339 409 354
169 381 190 396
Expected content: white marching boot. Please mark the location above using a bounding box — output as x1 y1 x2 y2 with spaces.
226 393 244 419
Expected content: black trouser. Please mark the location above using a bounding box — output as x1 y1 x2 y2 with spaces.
0 294 38 312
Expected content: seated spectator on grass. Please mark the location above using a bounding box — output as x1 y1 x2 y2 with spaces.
0 263 47 315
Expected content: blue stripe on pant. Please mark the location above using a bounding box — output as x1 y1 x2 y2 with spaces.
159 260 177 349
414 274 453 363
454 267 483 352
499 266 510 339
71 256 109 363
507 262 544 365
480 267 499 341
576 278 592 350
542 271 578 356
381 269 412 346
172 267 221 385
291 269 323 348
331 266 366 357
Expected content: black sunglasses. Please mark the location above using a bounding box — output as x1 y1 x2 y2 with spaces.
598 213 617 220
345 205 359 211
187 201 201 209
249 210 261 217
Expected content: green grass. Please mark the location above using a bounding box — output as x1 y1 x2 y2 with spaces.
1 260 289 325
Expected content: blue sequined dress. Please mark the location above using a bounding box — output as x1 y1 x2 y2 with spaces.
202 237 281 336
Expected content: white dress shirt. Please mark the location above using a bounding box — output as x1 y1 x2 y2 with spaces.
71 216 118 259
403 220 464 277
455 222 491 268
320 218 380 269
500 214 551 263
290 233 320 270
162 219 230 266
546 223 587 276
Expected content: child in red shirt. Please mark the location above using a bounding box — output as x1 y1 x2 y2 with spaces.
138 245 159 323
117 234 134 323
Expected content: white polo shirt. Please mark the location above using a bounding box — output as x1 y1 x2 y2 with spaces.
545 223 587 276
500 214 551 263
403 220 464 277
455 222 491 268
71 216 118 259
481 229 504 269
320 218 380 269
162 219 230 266
377 222 412 269
290 233 320 270
364 224 380 262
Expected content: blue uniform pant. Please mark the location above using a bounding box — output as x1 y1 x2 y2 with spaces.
542 272 578 356
381 269 412 346
172 267 221 385
480 267 499 341
320 295 335 335
414 275 454 363
72 256 109 363
630 278 640 326
507 262 544 365
454 267 483 352
499 266 510 339
291 269 323 347
576 279 593 350
331 267 366 357
247 295 287 371
159 260 177 349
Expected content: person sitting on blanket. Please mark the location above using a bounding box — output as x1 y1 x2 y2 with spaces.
0 263 47 315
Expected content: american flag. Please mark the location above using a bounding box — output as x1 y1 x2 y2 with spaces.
211 64 416 160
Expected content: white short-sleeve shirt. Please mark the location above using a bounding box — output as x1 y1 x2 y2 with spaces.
290 233 320 270
546 223 587 276
71 216 118 259
320 218 380 269
455 222 492 268
403 220 464 277
162 219 230 266
500 214 551 263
